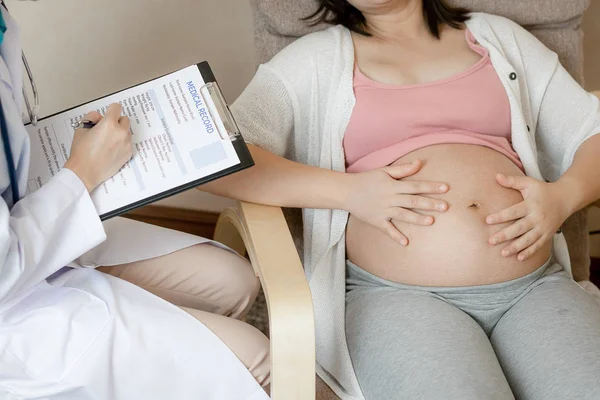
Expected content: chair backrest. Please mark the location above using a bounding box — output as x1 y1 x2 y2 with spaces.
248 0 592 281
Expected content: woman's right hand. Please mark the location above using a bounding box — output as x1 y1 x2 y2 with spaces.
64 104 133 192
344 160 449 245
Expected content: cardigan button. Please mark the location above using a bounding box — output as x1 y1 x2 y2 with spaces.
526 125 530 132
509 72 517 80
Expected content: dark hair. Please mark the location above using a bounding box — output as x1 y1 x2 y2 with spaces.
305 0 470 39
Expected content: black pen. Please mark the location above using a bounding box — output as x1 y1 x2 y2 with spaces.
70 120 97 130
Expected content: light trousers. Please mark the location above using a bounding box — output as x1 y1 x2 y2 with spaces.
98 243 270 388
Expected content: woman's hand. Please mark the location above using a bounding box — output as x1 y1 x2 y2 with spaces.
486 173 570 261
344 160 449 245
64 104 133 192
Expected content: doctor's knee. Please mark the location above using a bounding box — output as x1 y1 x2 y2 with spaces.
193 243 260 319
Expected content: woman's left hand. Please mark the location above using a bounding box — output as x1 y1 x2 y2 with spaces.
486 174 570 261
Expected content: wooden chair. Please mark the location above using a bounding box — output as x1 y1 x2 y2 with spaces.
215 0 596 398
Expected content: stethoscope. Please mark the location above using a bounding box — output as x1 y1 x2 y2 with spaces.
0 0 40 205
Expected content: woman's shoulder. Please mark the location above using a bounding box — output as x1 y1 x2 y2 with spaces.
264 25 350 74
468 12 529 36
467 12 556 58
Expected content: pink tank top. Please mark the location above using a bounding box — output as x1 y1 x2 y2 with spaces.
344 29 522 173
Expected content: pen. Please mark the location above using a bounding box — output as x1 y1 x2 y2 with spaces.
70 120 97 130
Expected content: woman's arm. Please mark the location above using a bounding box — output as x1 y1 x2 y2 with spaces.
202 144 349 210
201 145 450 245
556 134 600 214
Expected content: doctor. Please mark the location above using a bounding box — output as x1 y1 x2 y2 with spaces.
0 3 270 400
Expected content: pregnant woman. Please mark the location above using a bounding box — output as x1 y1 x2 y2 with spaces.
204 0 600 399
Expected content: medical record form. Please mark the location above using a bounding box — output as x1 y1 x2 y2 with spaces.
25 62 253 220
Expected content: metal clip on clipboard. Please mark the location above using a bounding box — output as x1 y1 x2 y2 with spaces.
198 82 241 142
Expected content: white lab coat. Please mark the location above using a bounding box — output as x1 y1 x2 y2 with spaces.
0 9 268 400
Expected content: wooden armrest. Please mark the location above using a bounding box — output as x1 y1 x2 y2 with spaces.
214 201 316 400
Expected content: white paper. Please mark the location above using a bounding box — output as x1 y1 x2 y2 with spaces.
25 65 241 216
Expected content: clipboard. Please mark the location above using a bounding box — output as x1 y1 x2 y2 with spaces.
25 62 254 221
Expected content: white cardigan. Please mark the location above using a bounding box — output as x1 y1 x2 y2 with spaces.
232 12 600 400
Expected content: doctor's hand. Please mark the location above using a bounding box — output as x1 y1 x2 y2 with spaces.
344 160 449 246
486 174 569 261
64 103 133 192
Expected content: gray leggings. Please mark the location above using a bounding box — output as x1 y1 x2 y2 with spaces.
345 260 600 400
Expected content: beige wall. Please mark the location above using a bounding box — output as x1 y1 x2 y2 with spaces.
5 0 256 212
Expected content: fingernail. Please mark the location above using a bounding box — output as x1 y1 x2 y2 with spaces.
437 203 447 211
439 184 448 192
400 239 408 246
425 216 434 225
518 254 525 261
502 249 511 257
490 237 499 245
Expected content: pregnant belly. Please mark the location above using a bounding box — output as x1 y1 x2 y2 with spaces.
345 144 552 287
